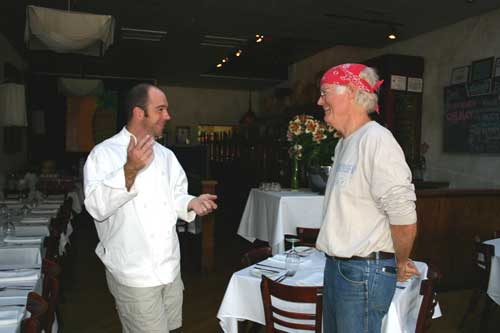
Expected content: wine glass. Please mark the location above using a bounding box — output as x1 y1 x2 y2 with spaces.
285 238 300 274
0 203 7 217
2 210 15 237
288 237 300 253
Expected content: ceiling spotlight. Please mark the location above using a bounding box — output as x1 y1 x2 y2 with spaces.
387 26 397 40
216 63 223 68
235 49 243 57
222 57 229 63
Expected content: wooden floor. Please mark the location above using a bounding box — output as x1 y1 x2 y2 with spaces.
58 211 500 333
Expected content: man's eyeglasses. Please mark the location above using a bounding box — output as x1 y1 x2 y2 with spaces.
319 88 334 97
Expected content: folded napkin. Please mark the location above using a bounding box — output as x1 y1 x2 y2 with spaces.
0 200 20 204
37 203 61 209
3 235 44 244
31 208 58 214
20 217 50 224
0 307 24 326
43 199 64 204
2 203 22 209
295 271 324 286
0 269 39 283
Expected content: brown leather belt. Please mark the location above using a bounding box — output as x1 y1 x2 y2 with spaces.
333 251 395 261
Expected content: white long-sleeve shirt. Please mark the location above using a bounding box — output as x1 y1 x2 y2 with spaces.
84 127 195 287
316 121 417 258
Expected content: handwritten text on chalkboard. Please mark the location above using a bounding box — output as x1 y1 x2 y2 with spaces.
444 84 500 153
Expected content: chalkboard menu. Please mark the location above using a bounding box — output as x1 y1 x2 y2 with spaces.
444 84 500 153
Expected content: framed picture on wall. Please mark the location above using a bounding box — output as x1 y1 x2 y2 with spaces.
450 66 469 85
176 126 190 144
470 57 494 82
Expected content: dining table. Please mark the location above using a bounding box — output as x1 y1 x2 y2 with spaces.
484 238 500 305
217 248 441 333
0 196 63 333
237 189 324 254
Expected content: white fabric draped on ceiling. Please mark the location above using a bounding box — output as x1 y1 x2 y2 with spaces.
24 5 115 56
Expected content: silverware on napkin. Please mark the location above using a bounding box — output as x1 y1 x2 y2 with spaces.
255 263 285 270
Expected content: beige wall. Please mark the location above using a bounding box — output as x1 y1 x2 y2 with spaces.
159 85 260 144
290 8 500 188
0 33 27 173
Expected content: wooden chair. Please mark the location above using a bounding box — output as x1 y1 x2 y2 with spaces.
21 292 48 333
241 246 272 268
296 227 320 247
260 275 323 332
415 268 441 333
459 236 497 331
42 258 62 333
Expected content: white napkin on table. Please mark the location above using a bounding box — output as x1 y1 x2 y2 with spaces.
20 217 50 224
3 235 43 244
0 269 39 283
0 307 24 326
31 208 58 214
0 200 19 204
43 199 64 204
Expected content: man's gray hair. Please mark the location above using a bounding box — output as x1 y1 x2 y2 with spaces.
354 67 380 114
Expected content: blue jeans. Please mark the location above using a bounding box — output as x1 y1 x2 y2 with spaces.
323 256 397 333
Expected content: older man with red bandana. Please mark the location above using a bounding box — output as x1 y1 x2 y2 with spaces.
315 64 418 333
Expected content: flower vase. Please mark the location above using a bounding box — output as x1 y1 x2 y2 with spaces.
291 158 299 190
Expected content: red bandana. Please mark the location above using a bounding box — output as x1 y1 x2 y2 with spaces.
320 63 384 113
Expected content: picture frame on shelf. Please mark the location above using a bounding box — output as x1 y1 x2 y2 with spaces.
450 66 469 85
470 57 494 82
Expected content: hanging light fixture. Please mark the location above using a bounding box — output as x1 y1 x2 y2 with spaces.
239 91 257 125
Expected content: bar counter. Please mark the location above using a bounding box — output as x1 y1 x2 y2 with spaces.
413 187 500 289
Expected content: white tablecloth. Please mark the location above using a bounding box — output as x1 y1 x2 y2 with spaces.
0 199 62 333
484 238 500 305
237 189 324 254
217 250 441 333
0 244 43 333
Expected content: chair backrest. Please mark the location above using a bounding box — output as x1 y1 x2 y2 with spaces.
473 236 495 291
415 269 440 333
260 276 323 332
241 246 272 268
21 318 41 333
44 234 60 263
22 292 48 333
57 197 73 221
42 258 62 333
296 227 320 247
